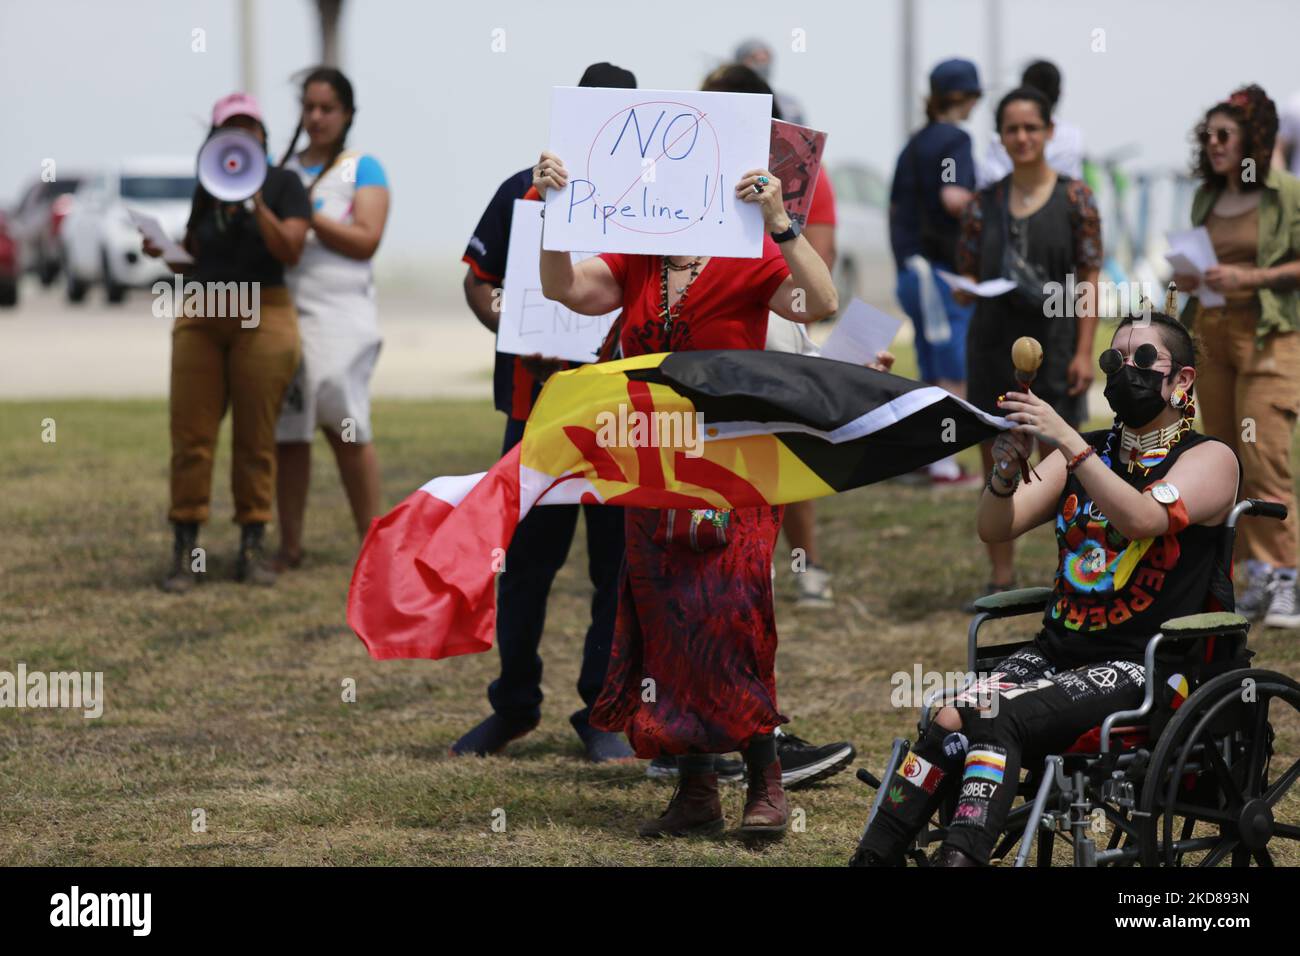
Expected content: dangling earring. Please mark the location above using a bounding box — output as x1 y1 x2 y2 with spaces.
1170 386 1189 409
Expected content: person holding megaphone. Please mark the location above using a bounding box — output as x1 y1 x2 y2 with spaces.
144 92 311 592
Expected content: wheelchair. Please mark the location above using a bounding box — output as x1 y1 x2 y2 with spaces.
853 499 1300 867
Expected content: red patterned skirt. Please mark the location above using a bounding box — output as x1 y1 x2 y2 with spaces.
590 504 787 757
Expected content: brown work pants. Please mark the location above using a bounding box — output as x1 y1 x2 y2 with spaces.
1196 302 1300 569
168 285 300 525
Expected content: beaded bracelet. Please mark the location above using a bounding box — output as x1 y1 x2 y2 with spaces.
987 469 1019 498
1066 446 1096 472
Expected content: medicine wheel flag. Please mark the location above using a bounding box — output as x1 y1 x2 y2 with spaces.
348 350 1009 660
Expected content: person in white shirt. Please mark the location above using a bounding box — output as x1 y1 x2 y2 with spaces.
978 60 1085 189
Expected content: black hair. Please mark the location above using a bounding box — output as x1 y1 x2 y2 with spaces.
995 86 1053 131
1114 311 1200 389
700 63 783 121
1021 60 1061 107
578 62 637 89
278 67 356 193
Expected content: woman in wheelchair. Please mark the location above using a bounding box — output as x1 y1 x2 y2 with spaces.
856 310 1241 866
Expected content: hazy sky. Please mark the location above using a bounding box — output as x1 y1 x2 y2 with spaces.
5 0 1300 264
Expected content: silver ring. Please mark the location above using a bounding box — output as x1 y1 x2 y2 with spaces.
752 183 763 195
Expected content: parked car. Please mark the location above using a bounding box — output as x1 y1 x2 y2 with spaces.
9 174 84 286
827 161 890 309
0 210 18 306
60 157 195 304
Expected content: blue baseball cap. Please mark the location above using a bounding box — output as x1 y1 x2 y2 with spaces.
930 58 982 96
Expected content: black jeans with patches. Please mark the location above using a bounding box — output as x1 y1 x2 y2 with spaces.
862 647 1145 864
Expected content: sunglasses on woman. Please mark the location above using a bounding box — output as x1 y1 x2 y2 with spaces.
1099 343 1176 375
1200 127 1234 145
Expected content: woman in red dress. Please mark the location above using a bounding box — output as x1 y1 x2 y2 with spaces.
535 148 839 837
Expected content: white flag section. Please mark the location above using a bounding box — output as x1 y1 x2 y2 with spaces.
496 200 619 363
543 87 771 257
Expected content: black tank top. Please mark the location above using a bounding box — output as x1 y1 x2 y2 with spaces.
1037 427 1237 666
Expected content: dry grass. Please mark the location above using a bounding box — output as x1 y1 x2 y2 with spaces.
0 397 1296 866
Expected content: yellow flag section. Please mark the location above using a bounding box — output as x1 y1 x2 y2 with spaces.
518 352 836 511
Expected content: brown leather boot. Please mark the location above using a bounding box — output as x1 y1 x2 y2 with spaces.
637 772 724 838
741 758 789 834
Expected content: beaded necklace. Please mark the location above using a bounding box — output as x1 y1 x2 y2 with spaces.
1097 418 1192 477
1118 418 1191 476
659 256 701 339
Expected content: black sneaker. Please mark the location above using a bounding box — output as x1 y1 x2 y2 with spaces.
646 755 745 783
775 728 855 789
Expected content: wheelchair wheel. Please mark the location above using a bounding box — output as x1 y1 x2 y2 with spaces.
1137 668 1300 866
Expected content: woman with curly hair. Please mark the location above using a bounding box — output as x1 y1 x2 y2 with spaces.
1173 84 1300 627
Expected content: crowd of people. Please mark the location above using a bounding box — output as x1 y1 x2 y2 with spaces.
143 43 1300 857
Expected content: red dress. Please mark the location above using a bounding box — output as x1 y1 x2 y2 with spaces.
588 238 793 757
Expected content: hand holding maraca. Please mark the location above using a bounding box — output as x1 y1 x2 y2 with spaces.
997 337 1049 480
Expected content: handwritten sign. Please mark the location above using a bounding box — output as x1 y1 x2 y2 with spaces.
770 119 827 228
497 199 619 363
543 87 771 257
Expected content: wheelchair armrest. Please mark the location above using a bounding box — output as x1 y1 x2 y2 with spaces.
969 586 1055 618
1158 611 1250 639
967 587 1053 673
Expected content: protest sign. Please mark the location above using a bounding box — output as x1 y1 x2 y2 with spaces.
543 87 771 257
498 199 619 363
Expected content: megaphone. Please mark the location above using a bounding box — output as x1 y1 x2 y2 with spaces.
197 129 267 202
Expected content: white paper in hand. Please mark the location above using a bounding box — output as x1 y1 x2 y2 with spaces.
1164 227 1223 307
819 298 902 366
128 208 193 265
935 269 1016 298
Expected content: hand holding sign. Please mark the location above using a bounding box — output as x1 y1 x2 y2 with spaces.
542 87 771 257
533 151 568 198
735 169 791 232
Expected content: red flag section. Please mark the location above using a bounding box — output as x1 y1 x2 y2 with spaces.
347 445 525 660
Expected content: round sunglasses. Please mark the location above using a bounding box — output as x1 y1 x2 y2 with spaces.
1099 343 1177 375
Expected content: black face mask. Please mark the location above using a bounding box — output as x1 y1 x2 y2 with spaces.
1103 364 1170 428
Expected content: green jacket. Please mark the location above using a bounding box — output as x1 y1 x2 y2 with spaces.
1181 167 1300 347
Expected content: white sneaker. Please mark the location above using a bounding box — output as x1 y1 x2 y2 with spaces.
1237 561 1274 619
795 564 834 608
1263 573 1300 629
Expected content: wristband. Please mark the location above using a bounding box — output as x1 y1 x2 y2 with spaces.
1066 446 1095 472
1144 481 1190 534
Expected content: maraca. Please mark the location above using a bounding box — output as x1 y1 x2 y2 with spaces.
1009 336 1044 482
1012 336 1043 388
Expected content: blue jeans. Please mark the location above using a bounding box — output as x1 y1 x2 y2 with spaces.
895 264 974 384
487 417 626 727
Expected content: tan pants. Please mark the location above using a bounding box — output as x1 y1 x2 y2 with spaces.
1196 302 1300 568
169 285 300 525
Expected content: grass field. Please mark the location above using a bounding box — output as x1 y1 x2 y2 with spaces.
1 396 1298 866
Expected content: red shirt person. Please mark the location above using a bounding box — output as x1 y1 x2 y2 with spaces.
532 149 838 838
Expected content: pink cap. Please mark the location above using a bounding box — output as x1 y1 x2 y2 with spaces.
211 92 264 128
